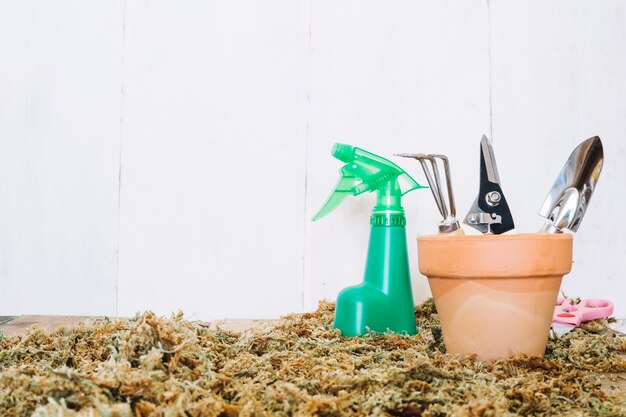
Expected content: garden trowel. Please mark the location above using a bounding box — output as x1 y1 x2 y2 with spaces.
539 136 603 233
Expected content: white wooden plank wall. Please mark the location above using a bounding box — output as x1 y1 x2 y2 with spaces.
0 1 123 315
306 0 491 312
117 0 309 319
490 1 626 313
0 1 624 318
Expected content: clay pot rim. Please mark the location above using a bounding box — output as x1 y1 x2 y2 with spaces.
417 232 573 242
417 232 573 278
425 273 569 279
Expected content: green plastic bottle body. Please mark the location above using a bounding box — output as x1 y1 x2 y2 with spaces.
312 143 425 338
334 221 416 336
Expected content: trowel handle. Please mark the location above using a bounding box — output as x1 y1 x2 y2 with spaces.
440 228 464 236
539 221 561 234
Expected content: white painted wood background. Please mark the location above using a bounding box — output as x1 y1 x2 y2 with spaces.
1 1 624 319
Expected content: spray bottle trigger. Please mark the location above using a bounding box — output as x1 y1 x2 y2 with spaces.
312 175 358 221
313 143 426 222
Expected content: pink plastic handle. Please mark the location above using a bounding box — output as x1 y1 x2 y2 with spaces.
553 297 614 327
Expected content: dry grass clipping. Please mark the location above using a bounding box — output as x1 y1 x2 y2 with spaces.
0 300 624 417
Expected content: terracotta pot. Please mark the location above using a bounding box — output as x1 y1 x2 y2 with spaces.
417 233 573 361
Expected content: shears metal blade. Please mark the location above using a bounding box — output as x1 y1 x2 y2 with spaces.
463 135 515 234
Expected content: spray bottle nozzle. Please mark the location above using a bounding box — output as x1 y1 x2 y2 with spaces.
312 143 426 221
332 143 356 163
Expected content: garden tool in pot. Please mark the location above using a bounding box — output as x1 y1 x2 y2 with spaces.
395 153 462 234
463 135 515 235
539 136 603 233
313 143 427 337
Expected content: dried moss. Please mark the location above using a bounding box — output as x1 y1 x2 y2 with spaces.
0 300 624 417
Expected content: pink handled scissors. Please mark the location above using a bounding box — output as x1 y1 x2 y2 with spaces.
553 297 614 327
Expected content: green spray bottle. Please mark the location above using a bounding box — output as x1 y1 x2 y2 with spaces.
313 143 426 336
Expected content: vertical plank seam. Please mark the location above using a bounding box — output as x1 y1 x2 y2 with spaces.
115 0 127 317
301 0 312 312
487 0 494 140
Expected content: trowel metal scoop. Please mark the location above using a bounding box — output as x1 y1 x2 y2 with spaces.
539 136 603 233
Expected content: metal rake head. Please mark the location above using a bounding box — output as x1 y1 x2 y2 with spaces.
396 153 460 233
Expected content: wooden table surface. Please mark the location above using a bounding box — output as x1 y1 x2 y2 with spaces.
0 315 279 338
